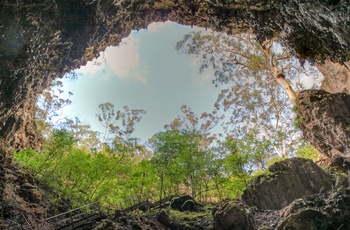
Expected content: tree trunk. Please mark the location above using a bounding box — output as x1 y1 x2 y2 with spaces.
276 73 297 105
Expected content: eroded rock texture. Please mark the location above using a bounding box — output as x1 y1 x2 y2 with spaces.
212 199 255 230
277 188 350 230
0 0 349 151
319 61 350 94
297 90 350 159
0 151 47 229
213 158 350 229
242 158 334 210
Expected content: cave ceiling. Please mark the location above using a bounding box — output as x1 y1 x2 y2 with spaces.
0 0 349 150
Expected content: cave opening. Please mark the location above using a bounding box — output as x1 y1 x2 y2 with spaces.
19 14 330 216
39 19 324 149
1 1 350 228
44 21 225 146
0 0 348 151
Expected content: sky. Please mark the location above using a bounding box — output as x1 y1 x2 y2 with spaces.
59 21 323 145
61 22 222 143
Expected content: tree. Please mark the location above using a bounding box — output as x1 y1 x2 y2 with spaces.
14 128 135 208
237 128 271 172
176 31 320 104
149 130 184 200
165 104 224 149
97 102 117 143
35 80 72 138
176 31 320 157
216 73 302 158
149 129 222 200
96 103 146 146
59 116 100 152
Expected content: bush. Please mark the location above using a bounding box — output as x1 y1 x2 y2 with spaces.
296 144 320 161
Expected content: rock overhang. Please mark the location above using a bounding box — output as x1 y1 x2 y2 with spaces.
0 0 349 150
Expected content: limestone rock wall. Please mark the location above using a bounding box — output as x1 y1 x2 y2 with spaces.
319 61 350 94
216 158 350 229
241 158 334 210
297 90 350 159
0 0 349 151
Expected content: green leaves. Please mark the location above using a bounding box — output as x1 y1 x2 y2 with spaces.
176 30 322 158
14 128 136 208
296 144 320 161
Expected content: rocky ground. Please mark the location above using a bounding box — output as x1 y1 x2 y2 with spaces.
1 156 350 229
88 158 350 230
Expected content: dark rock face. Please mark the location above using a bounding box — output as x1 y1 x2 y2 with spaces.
0 162 46 229
170 194 196 212
182 199 197 212
275 1 350 63
0 0 349 151
219 158 350 230
156 209 173 228
277 189 350 230
297 90 350 159
242 158 334 210
212 199 255 230
319 61 350 94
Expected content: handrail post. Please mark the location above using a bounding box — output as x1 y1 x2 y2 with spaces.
70 210 74 229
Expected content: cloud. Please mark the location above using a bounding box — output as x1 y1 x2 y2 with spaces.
105 38 139 77
147 21 173 33
77 54 107 74
77 36 147 83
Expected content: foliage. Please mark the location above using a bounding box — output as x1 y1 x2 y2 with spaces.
59 116 100 152
266 156 285 168
97 102 146 146
176 31 321 157
176 31 320 92
25 37 323 208
296 144 320 161
35 80 72 138
14 129 136 208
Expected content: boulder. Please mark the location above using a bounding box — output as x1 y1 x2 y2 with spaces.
297 90 350 160
181 200 197 212
157 209 172 227
170 195 197 212
319 61 350 94
277 189 350 229
242 158 334 210
138 200 152 212
212 199 254 230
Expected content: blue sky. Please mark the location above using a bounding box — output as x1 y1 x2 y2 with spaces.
61 22 222 143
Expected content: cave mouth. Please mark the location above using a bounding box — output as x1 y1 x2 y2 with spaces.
0 0 348 151
51 21 226 144
40 19 325 157
1 1 350 226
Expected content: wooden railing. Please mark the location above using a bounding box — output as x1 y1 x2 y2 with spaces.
112 191 154 211
42 202 103 230
5 192 180 230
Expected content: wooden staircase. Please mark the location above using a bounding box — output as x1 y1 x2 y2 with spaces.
5 192 179 229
